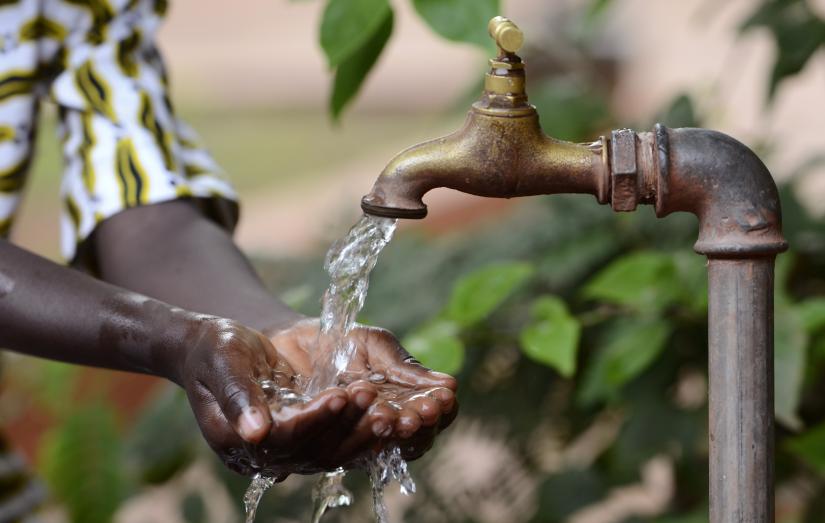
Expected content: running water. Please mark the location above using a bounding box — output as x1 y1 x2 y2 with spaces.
243 214 416 523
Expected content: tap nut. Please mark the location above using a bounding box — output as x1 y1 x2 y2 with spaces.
611 129 639 212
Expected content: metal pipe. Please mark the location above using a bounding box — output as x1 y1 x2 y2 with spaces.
359 17 790 522
647 126 786 523
707 257 775 523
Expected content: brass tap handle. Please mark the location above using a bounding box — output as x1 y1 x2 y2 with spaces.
488 16 524 55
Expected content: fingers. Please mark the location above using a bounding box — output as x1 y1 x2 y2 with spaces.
266 388 348 449
363 328 459 391
333 400 398 460
395 405 422 439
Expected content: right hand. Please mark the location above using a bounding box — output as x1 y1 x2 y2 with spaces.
170 316 378 478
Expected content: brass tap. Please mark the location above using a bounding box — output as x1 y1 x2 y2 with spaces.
361 17 610 219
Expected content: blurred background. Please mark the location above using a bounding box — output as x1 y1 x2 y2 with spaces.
4 0 825 521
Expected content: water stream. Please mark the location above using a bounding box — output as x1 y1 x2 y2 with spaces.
243 214 414 523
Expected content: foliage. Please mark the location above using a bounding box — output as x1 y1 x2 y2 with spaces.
316 0 499 118
39 405 125 523
740 0 825 100
519 296 580 377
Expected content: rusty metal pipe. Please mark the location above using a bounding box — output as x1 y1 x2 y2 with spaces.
708 258 775 523
360 17 788 523
648 126 786 523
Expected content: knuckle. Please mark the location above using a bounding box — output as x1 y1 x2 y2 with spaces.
221 382 250 411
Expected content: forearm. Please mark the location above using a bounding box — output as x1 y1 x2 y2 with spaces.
90 200 302 333
0 239 193 380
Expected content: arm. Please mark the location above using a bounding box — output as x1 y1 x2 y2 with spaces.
88 199 302 333
90 200 459 462
0 238 356 475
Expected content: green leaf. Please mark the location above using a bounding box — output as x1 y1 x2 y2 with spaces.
403 319 464 374
786 421 825 475
445 261 534 327
578 317 672 406
797 298 825 333
40 404 124 523
320 0 391 67
582 251 681 312
775 302 808 430
125 385 200 485
412 0 499 49
740 0 825 99
330 8 393 119
519 296 581 377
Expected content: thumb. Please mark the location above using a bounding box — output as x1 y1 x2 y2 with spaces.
213 376 273 444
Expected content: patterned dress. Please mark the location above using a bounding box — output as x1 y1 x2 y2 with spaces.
0 1 238 518
0 0 237 262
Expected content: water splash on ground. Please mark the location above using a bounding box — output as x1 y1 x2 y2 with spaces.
243 215 415 523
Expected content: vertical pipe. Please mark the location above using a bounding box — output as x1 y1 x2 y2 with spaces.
707 257 775 523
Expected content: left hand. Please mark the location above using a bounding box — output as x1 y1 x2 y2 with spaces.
265 318 458 469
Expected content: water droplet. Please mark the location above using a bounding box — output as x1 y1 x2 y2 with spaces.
368 372 387 384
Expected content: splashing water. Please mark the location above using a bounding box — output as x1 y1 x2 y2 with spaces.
309 213 398 395
310 468 353 523
243 214 415 523
365 446 416 521
244 474 276 523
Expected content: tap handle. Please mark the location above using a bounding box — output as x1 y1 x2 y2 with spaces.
488 16 524 55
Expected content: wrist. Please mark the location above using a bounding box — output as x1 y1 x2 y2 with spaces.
102 292 206 384
260 310 309 338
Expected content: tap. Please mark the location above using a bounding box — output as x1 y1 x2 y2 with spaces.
361 16 788 523
360 16 610 219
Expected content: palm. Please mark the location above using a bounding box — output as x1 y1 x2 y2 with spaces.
267 319 458 463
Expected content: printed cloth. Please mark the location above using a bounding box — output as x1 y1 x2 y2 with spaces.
0 0 238 261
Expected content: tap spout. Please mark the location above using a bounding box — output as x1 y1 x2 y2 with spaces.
360 105 609 219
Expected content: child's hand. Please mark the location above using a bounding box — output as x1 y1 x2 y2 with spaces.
267 318 459 468
171 317 366 478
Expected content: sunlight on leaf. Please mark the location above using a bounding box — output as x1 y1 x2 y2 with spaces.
412 0 499 49
582 251 681 312
445 261 534 327
520 296 581 377
579 317 672 406
320 0 391 68
403 319 464 374
330 9 393 119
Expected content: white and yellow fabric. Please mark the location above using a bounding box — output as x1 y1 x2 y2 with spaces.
0 0 237 261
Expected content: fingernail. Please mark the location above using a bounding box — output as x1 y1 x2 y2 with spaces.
328 396 346 413
372 421 391 437
355 391 373 409
239 407 266 441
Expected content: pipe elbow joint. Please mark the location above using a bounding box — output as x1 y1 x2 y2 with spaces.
654 125 788 258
